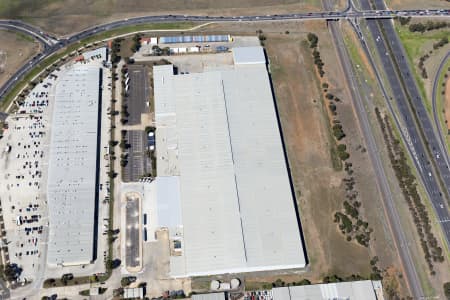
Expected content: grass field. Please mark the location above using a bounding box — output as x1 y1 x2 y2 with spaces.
437 59 450 149
385 0 450 9
0 29 39 88
263 20 402 286
395 23 450 114
0 0 335 35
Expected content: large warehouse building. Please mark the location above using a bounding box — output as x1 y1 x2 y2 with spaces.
153 46 306 277
272 280 384 300
47 64 102 266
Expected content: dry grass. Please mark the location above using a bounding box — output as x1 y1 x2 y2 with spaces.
0 0 350 36
264 20 400 282
385 0 450 9
0 29 39 87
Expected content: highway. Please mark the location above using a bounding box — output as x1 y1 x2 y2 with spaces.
0 7 449 103
367 0 450 244
350 16 430 299
322 0 424 297
355 2 450 297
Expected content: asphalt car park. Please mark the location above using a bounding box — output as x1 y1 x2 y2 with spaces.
0 75 58 283
122 130 151 182
126 65 150 126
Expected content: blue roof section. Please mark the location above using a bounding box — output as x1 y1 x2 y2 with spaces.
159 35 230 44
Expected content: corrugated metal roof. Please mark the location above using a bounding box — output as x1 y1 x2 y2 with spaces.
192 293 226 300
232 46 266 65
159 35 230 44
47 64 101 266
153 46 305 277
272 281 381 300
155 176 182 230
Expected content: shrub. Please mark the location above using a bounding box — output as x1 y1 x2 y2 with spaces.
332 124 346 140
307 33 319 48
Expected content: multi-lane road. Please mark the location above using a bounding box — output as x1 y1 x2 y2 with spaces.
354 0 450 297
0 6 449 102
359 0 450 244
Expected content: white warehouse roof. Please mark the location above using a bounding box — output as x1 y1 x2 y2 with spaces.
192 293 226 300
232 46 266 65
47 64 101 266
153 46 306 277
272 280 384 300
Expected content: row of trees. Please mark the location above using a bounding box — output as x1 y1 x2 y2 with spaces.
418 53 429 79
433 36 449 50
130 34 142 53
268 270 382 290
307 33 325 77
408 21 449 33
375 108 444 275
307 32 372 247
416 36 447 80
110 38 123 64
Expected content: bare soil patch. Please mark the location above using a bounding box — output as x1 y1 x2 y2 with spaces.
0 29 39 87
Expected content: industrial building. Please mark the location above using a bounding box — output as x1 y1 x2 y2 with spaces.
47 64 102 266
272 280 384 300
159 34 231 44
152 46 306 277
192 293 226 300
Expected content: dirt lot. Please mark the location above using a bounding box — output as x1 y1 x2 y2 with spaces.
385 0 450 9
0 0 346 36
0 29 39 87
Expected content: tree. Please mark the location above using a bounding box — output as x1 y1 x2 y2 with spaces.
106 258 121 270
296 279 311 286
3 264 21 282
323 275 343 283
444 282 450 299
307 33 319 48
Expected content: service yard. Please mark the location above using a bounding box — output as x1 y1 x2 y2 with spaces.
0 29 39 88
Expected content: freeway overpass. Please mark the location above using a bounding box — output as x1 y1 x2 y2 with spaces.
0 7 448 102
